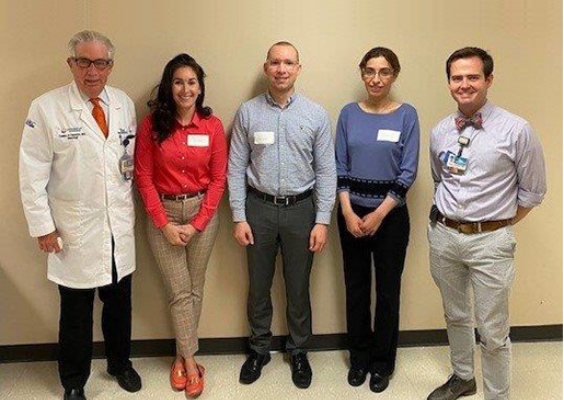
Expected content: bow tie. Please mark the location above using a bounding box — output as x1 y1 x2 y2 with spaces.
455 112 483 131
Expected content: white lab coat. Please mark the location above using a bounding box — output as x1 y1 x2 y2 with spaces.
19 82 137 289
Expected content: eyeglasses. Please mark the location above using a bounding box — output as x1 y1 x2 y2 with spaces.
70 57 113 70
361 67 394 80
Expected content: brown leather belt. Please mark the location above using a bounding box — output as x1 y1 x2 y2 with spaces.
248 186 313 206
161 191 205 201
437 212 511 234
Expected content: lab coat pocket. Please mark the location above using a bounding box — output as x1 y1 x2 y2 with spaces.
50 200 82 249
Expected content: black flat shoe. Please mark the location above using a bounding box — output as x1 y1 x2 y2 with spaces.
347 367 368 386
290 353 312 389
369 372 390 393
108 366 142 392
64 388 86 400
239 350 271 384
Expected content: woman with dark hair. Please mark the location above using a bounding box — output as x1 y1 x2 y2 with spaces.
134 53 227 398
335 47 419 393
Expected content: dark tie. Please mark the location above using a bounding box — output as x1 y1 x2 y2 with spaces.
455 112 483 131
90 98 108 138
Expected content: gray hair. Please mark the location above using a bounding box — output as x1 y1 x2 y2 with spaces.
68 30 115 59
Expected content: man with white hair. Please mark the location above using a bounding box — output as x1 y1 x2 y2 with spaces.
19 30 141 400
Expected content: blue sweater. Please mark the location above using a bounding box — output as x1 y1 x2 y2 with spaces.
335 102 420 208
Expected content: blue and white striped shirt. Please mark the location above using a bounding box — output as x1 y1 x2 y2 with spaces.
228 92 336 224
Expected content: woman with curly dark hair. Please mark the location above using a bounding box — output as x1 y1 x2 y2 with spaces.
134 53 227 398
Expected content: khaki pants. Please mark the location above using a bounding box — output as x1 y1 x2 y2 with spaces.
147 196 219 357
428 222 516 400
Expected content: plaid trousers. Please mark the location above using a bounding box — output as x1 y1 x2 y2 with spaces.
146 196 219 357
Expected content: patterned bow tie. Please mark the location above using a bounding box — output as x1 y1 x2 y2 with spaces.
455 112 483 131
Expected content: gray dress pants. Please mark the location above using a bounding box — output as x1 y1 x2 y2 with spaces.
245 193 316 355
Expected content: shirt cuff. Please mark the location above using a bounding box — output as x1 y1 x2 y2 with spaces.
387 191 406 207
315 211 332 225
152 212 169 229
232 209 247 222
517 189 545 209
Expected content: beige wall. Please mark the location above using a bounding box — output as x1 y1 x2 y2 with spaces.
1 0 561 345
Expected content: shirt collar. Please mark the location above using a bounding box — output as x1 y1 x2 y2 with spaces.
456 100 494 121
174 111 203 129
80 87 110 106
265 91 298 108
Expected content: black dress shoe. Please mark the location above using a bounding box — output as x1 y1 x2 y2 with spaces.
108 367 142 392
369 372 390 393
290 353 312 389
64 388 86 400
347 367 368 386
239 350 271 384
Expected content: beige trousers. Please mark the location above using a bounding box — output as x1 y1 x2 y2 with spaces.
147 196 219 357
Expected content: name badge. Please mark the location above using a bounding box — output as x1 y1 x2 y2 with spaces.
119 153 134 180
377 129 401 143
187 134 209 147
443 150 468 175
254 131 275 145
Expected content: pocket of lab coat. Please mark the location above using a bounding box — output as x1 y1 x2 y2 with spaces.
50 199 82 248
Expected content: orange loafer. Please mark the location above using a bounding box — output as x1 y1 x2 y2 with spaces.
170 361 187 391
185 364 205 398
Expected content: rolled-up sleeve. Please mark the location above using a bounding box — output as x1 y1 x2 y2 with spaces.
515 123 547 208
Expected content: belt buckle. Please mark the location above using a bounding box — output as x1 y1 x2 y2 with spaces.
458 223 473 234
274 196 289 206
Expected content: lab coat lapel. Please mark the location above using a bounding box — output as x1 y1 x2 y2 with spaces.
107 88 124 142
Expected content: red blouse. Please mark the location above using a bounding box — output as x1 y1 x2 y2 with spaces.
134 112 228 231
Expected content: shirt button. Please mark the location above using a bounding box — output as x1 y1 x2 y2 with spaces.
181 156 185 160
184 184 187 188
182 170 185 173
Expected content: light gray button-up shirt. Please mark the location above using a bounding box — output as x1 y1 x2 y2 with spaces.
228 92 336 224
430 101 547 222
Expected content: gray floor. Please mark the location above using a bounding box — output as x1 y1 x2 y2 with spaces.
0 342 561 399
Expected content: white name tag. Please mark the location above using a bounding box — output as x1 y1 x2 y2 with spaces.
187 134 209 147
377 129 401 142
254 131 275 145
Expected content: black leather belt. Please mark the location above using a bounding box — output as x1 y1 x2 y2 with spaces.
437 211 511 234
248 186 313 206
160 191 205 201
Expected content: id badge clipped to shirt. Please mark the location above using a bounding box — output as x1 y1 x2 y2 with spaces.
443 150 468 175
119 134 135 180
119 152 134 180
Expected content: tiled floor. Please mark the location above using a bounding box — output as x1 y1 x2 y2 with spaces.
0 342 561 399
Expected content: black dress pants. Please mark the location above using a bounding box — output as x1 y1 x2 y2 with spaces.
58 261 132 391
338 204 409 376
